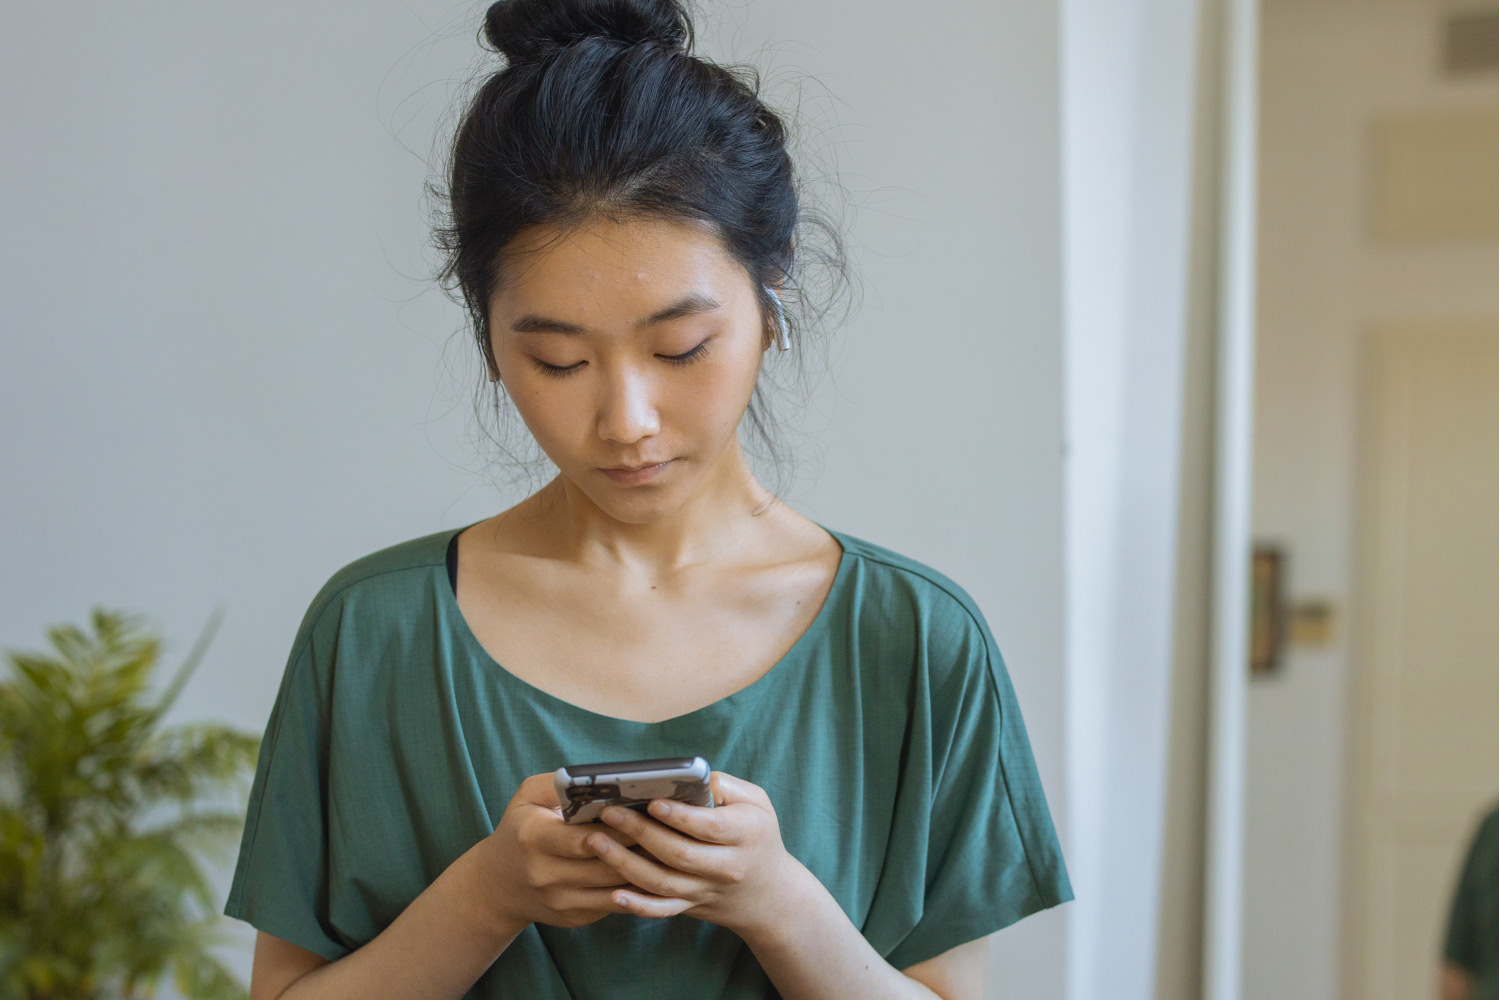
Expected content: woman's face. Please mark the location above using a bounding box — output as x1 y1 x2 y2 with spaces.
487 214 772 525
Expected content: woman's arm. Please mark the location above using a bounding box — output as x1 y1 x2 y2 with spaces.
903 938 990 1000
736 860 986 1000
253 863 988 1000
249 774 631 1000
1437 962 1475 1000
251 847 524 1000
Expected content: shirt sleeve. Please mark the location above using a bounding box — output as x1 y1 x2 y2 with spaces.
1443 805 1499 972
223 627 350 961
876 595 1073 971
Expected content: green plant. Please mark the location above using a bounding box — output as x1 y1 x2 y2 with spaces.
0 608 260 1000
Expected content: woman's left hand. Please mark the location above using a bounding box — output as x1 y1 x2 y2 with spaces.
585 771 804 937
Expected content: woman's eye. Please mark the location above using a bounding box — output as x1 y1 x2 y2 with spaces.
659 342 710 367
531 359 584 378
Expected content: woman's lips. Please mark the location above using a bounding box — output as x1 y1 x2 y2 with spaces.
599 461 672 485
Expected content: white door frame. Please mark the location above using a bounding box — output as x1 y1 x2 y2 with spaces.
1204 0 1259 998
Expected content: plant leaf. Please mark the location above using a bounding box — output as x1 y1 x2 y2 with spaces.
135 724 260 806
0 608 255 1000
171 936 251 1000
150 605 226 725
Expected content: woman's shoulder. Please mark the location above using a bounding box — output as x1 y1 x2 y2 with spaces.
821 526 1006 690
287 525 463 652
824 527 990 627
312 526 456 601
821 528 1022 730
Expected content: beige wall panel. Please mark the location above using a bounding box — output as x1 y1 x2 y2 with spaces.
1368 106 1498 242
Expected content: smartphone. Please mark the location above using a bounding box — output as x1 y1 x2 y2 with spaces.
554 756 714 824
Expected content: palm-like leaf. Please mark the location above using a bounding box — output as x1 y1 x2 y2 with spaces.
0 608 258 1000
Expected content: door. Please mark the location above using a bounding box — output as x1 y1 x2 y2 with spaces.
1342 320 1499 1000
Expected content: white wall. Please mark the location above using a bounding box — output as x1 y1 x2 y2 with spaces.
1060 0 1205 998
1247 2 1497 996
0 1 1068 996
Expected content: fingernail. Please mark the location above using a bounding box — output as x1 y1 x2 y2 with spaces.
588 834 609 854
648 800 671 818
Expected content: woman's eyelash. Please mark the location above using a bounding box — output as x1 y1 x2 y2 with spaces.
529 341 710 378
660 342 710 366
531 359 584 379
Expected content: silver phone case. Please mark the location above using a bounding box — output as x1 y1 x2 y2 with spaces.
554 756 713 824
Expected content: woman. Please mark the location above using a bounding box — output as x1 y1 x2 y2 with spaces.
224 1 1072 997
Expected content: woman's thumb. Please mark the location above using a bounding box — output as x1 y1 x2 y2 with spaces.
710 771 770 808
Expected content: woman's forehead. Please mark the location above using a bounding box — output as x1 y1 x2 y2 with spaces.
494 216 753 311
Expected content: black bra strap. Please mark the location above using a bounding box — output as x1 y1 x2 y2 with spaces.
446 533 459 595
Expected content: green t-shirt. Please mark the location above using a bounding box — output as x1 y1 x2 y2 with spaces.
225 524 1073 997
1445 804 1499 1000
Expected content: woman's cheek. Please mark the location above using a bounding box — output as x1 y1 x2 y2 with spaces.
716 355 764 426
506 382 577 454
674 374 736 437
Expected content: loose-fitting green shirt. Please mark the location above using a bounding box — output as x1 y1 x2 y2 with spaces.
225 525 1072 997
1445 804 1498 1000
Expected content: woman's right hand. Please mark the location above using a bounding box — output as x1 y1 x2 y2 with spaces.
469 772 637 931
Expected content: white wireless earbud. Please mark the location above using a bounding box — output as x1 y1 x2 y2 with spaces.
765 287 791 351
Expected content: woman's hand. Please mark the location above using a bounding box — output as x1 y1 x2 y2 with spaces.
584 771 804 939
468 772 636 931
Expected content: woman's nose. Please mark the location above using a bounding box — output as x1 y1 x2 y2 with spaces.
595 367 661 445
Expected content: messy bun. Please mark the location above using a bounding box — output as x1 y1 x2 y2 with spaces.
482 0 691 65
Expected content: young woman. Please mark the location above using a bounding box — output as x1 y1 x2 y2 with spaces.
225 1 1072 997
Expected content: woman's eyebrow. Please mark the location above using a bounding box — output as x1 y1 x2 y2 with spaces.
511 293 722 335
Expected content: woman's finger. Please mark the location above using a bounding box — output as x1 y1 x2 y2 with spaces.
611 890 694 920
533 818 637 860
709 771 773 810
547 857 633 889
514 772 563 810
599 805 720 867
588 831 702 898
645 798 744 846
534 887 640 927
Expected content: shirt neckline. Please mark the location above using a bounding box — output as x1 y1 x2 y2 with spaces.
435 521 852 729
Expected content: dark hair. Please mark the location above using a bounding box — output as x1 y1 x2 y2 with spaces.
434 0 851 493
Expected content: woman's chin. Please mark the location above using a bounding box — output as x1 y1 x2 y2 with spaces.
571 478 690 526
552 454 748 526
